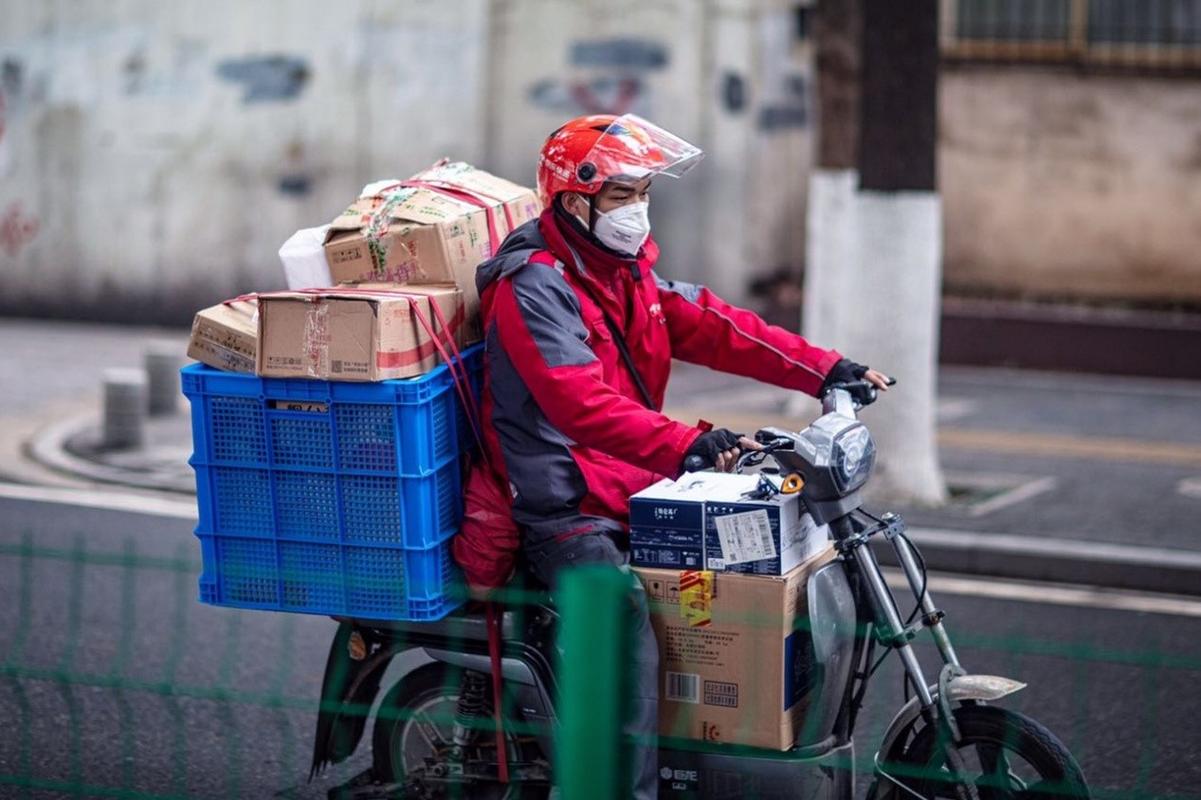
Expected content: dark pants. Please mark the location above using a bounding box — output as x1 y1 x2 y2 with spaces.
524 523 660 800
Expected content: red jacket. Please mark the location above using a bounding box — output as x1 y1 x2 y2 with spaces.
452 208 842 587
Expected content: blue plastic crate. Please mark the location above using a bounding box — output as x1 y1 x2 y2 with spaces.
183 344 483 478
182 345 481 621
196 534 461 620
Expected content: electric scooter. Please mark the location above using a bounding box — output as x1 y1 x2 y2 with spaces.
310 380 1090 799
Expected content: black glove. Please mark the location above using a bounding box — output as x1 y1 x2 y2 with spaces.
682 428 742 470
821 358 869 392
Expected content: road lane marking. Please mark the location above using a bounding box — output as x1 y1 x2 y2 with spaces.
937 428 1201 468
0 481 197 519
885 569 1201 618
968 475 1057 517
1178 477 1201 499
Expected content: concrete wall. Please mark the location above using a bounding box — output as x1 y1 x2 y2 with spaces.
0 0 493 322
0 0 815 323
940 65 1201 305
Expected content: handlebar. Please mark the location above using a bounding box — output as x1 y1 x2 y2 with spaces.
819 376 896 416
683 377 896 473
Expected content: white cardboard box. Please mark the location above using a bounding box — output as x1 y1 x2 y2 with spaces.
629 473 830 575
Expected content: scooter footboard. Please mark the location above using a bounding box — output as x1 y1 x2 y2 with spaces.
656 739 854 799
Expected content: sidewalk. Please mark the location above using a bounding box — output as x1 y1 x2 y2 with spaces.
3 316 1200 594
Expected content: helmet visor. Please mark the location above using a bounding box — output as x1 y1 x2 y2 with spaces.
580 114 704 187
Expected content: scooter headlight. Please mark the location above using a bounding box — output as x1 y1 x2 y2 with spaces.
831 425 875 493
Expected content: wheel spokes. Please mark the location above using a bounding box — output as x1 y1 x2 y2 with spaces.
410 708 447 752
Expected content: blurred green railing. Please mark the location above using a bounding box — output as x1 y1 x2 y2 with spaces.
3 532 1201 799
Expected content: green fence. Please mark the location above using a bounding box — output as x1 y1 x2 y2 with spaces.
3 530 1201 799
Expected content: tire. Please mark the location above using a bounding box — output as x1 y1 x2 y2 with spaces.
371 663 549 800
873 705 1089 800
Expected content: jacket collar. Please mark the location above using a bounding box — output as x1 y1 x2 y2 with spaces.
537 205 659 285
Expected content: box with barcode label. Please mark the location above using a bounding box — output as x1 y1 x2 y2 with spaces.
629 473 829 575
704 496 829 576
634 546 836 751
628 474 747 571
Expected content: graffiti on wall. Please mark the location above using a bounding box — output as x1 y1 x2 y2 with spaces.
216 55 309 103
0 57 21 176
0 201 39 258
527 37 667 116
756 11 810 131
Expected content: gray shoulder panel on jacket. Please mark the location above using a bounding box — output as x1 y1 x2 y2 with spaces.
654 274 704 304
507 263 596 368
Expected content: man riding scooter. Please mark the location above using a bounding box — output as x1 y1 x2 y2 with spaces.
452 113 890 798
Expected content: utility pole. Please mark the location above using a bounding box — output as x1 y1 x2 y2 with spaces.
803 0 946 504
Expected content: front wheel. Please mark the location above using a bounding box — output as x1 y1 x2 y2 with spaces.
873 705 1089 800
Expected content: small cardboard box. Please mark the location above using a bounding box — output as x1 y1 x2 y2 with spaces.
629 474 829 575
187 299 258 373
635 547 836 751
255 285 463 381
323 162 541 342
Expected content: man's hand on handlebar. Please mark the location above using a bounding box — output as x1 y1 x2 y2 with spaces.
862 368 892 391
823 359 892 394
682 429 763 473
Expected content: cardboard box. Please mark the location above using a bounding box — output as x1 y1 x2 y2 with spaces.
255 285 463 381
389 283 470 349
323 162 541 342
187 299 258 373
636 547 836 751
629 474 829 575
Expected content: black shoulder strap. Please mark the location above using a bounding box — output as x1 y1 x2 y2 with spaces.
561 245 657 411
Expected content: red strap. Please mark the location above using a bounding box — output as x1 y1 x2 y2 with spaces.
485 602 509 784
408 296 488 464
399 180 502 258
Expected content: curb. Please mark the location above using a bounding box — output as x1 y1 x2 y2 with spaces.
873 527 1201 598
26 412 195 494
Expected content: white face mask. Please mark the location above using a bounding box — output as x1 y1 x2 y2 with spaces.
592 201 651 256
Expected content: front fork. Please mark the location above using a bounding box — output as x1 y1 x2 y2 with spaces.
836 514 979 800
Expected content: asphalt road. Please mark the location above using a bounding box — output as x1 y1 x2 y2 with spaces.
2 493 1200 800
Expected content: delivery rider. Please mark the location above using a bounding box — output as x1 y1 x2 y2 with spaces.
452 114 890 798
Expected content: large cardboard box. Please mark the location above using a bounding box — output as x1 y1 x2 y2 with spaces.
636 547 836 751
187 299 258 373
629 473 830 575
323 162 541 341
256 285 463 381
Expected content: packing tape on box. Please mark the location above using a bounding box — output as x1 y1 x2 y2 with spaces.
678 570 714 628
362 187 419 274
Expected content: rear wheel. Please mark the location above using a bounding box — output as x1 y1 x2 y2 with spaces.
372 663 549 799
874 705 1089 800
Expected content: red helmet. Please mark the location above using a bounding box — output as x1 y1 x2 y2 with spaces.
536 113 703 209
